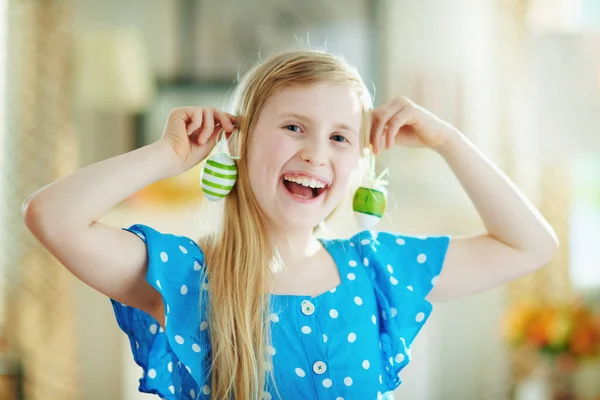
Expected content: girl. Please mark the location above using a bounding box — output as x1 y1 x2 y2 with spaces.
23 50 558 400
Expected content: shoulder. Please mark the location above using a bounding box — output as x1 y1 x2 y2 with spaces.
122 224 207 298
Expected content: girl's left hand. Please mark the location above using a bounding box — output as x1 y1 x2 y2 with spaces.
370 96 458 154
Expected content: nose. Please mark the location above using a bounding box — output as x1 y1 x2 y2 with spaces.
299 137 328 167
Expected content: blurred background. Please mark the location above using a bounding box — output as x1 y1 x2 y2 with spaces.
1 0 600 399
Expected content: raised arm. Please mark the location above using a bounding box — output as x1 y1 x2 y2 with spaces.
22 107 236 322
371 97 559 302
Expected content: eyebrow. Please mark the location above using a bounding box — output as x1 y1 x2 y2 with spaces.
280 113 359 135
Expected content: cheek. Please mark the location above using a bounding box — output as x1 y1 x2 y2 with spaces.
332 152 361 191
247 130 296 183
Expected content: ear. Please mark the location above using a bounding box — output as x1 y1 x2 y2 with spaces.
360 109 373 152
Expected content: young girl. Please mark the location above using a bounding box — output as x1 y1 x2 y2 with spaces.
23 50 558 400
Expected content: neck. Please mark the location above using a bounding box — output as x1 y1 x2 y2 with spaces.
268 226 321 268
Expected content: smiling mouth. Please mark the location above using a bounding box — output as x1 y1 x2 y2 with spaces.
281 175 329 200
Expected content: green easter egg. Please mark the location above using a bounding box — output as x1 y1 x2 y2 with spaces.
353 186 386 217
353 186 386 229
200 153 237 201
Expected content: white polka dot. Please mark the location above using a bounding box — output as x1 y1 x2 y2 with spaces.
322 378 332 388
149 324 158 334
135 341 139 349
390 276 398 285
396 238 405 245
165 316 168 326
180 285 188 295
344 377 353 386
362 360 370 369
329 287 337 293
371 315 377 324
329 309 339 318
186 365 191 374
348 332 357 343
363 257 369 266
354 297 363 305
192 343 201 353
168 362 173 372
387 265 394 274
156 280 162 290
169 386 175 394
166 304 170 314
160 252 169 262
417 254 427 263
262 392 272 400
301 326 312 334
135 232 146 241
350 242 355 247
295 368 306 377
193 261 201 271
323 334 328 343
147 369 156 379
378 392 383 400
396 353 405 363
391 308 398 317
270 313 279 323
432 275 439 285
347 273 356 281
407 285 414 291
200 321 208 331
348 260 357 267
379 374 383 384
202 385 211 395
361 239 370 245
416 312 425 322
179 245 188 254
268 345 276 356
159 326 164 333
175 335 184 344
190 389 195 398
336 398 344 400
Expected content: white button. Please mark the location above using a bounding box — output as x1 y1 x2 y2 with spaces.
301 300 315 316
313 361 327 375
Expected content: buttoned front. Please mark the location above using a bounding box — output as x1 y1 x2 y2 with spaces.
111 224 450 400
301 300 315 316
312 361 327 375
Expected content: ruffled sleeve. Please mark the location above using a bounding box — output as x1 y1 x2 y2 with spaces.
110 224 213 400
351 230 450 391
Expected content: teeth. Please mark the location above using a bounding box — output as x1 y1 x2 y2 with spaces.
283 175 326 189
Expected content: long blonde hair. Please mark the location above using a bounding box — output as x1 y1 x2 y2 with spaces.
200 50 373 399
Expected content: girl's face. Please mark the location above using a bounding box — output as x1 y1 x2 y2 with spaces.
247 83 363 233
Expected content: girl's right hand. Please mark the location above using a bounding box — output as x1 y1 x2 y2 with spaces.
159 106 237 173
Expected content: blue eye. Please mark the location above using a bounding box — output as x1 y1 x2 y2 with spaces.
331 134 348 143
284 125 302 133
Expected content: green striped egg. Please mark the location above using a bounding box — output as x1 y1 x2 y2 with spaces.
352 186 387 229
200 153 237 201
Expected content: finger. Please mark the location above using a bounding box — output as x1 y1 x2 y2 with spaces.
370 105 397 154
198 108 215 145
384 110 409 149
214 110 236 132
384 109 411 149
185 107 204 135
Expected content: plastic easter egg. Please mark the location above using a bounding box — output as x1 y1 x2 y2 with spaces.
200 153 237 201
352 186 387 229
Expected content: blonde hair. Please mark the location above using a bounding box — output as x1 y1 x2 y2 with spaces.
200 50 373 399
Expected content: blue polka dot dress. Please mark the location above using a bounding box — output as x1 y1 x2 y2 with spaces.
111 224 450 399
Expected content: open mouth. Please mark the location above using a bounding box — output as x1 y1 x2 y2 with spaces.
281 174 329 200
